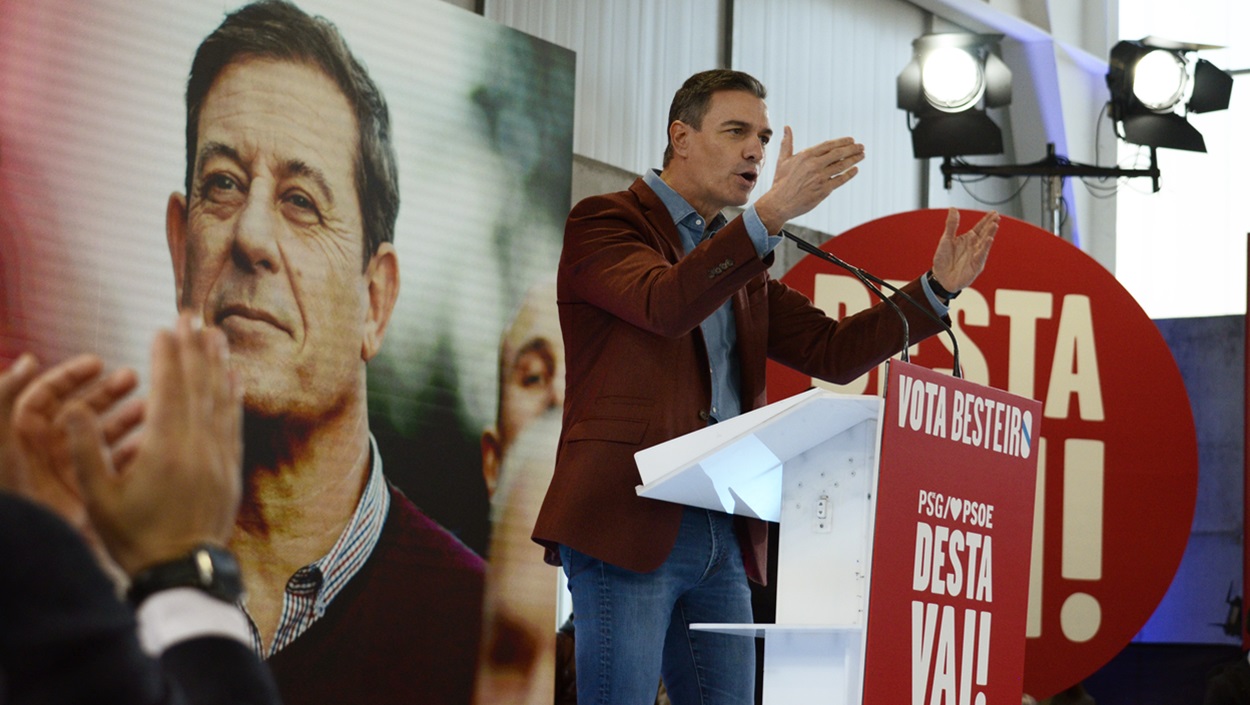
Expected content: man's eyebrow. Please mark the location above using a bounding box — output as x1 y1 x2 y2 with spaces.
195 141 335 206
196 141 241 173
513 337 556 372
719 119 772 138
280 159 336 207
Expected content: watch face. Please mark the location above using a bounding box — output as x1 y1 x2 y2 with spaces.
197 545 244 601
194 548 216 586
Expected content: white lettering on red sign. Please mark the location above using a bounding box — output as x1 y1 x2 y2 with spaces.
896 374 1034 460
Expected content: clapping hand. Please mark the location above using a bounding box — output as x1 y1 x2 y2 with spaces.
62 314 243 577
0 352 141 545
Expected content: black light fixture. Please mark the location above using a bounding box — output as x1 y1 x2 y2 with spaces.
897 33 1012 159
1106 37 1234 152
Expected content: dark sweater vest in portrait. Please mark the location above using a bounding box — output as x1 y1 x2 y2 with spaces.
267 484 486 705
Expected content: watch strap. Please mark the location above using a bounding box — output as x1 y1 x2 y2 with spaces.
926 269 961 302
127 544 243 607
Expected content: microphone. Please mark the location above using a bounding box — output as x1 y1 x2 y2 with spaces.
780 230 909 362
780 229 963 378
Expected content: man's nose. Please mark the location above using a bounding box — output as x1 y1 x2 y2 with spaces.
231 189 281 273
744 138 764 162
544 379 560 410
548 372 565 410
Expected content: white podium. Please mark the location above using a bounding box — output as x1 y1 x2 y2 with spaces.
634 360 1041 705
636 387 884 705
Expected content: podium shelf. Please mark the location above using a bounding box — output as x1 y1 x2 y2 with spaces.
690 623 864 638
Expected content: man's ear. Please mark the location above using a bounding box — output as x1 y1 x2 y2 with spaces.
668 120 691 161
480 428 501 500
361 242 400 362
166 193 189 306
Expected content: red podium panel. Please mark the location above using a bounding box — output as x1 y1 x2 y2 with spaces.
864 360 1041 705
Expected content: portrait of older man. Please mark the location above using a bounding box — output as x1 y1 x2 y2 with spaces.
163 2 484 703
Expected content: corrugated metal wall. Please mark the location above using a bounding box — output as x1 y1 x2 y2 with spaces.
485 0 931 236
484 0 723 176
733 0 927 235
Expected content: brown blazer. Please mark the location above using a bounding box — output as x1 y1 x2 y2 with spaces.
532 178 946 583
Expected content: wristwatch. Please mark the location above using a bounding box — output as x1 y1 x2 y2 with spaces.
127 543 244 607
926 270 961 303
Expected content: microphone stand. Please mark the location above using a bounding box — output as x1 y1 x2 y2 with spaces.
780 229 963 378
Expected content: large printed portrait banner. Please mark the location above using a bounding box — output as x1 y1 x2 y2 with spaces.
1 1 573 703
767 210 1200 698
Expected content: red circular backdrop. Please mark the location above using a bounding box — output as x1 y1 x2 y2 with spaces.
767 209 1198 698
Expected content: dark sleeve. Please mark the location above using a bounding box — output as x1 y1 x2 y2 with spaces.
0 493 281 705
0 493 168 704
162 639 283 705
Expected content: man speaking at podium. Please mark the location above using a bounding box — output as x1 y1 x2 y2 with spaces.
532 69 999 705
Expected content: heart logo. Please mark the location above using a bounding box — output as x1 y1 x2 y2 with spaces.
949 498 963 521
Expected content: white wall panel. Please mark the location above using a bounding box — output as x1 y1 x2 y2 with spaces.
485 0 723 176
733 0 927 236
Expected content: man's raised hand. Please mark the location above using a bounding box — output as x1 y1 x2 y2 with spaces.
931 207 1000 294
755 128 865 233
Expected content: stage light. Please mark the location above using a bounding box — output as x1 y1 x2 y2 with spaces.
1132 49 1186 111
922 47 983 112
898 33 1012 159
1106 38 1234 152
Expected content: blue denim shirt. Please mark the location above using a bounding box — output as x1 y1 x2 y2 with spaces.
641 169 780 423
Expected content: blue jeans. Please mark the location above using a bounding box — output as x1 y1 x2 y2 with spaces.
560 507 755 705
